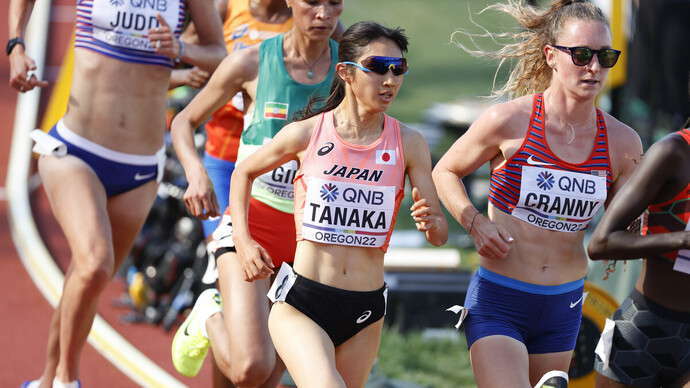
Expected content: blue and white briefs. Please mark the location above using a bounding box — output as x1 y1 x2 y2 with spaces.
31 119 165 197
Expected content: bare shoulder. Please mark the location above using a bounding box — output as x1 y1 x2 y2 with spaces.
485 95 532 120
398 122 433 171
278 115 320 149
600 112 643 185
645 130 689 163
399 122 425 143
221 44 260 83
399 122 430 154
470 95 532 138
601 111 643 164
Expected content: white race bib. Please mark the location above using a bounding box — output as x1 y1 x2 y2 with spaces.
512 166 607 232
267 263 297 303
253 160 298 201
92 0 180 52
301 177 395 248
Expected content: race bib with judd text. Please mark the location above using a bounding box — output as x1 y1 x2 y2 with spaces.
91 0 181 52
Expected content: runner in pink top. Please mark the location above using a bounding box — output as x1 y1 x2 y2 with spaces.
294 109 406 252
228 21 448 387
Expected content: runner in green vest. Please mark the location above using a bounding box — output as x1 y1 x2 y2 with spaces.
169 1 343 386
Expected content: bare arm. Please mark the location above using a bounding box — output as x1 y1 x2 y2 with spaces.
149 0 226 73
432 103 515 258
214 0 228 23
229 119 314 281
169 67 211 89
181 0 227 71
170 47 257 220
603 122 643 208
402 125 448 247
588 134 690 260
168 0 226 89
8 0 48 92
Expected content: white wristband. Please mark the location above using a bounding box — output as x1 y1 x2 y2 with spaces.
174 40 185 64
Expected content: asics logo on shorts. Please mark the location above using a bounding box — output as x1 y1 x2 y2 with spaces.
275 274 290 299
356 310 372 324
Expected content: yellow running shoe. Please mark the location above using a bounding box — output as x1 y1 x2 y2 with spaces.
171 288 222 377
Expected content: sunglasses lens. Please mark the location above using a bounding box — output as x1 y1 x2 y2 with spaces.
395 58 408 75
362 57 408 75
570 47 593 66
598 49 620 68
369 60 390 75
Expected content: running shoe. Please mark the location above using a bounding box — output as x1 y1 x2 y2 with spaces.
534 370 568 388
20 379 42 388
171 288 222 377
51 379 81 388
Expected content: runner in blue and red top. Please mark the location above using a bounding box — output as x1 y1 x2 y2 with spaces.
433 1 642 387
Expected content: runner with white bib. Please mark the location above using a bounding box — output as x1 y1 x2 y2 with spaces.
169 1 343 386
432 1 642 387
9 0 226 385
235 22 448 387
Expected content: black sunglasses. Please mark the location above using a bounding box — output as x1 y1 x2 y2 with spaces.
552 45 621 68
342 56 409 76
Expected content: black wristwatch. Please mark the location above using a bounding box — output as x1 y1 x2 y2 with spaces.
6 37 25 55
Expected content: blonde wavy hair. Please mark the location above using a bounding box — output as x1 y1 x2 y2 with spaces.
452 0 610 99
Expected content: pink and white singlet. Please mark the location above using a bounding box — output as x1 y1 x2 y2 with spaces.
294 110 406 252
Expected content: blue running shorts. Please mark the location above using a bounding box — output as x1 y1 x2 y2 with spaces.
463 266 585 354
201 152 235 238
42 119 165 197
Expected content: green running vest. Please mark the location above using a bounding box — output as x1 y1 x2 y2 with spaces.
237 34 337 213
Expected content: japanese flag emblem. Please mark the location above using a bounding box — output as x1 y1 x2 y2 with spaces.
376 150 396 165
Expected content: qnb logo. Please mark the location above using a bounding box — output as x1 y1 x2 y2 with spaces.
356 310 372 324
320 183 339 202
110 0 124 5
537 171 555 190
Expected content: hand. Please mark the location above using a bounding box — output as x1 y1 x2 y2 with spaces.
233 236 275 282
9 49 48 93
179 67 210 89
182 169 220 220
469 213 514 259
148 13 182 60
410 187 441 233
